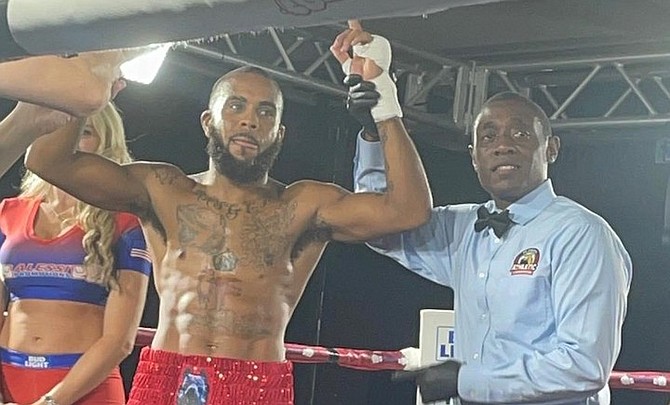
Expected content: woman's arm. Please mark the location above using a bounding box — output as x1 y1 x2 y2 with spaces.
0 102 72 178
0 279 7 405
34 270 149 405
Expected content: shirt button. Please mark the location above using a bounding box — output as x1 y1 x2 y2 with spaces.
478 272 485 279
481 313 487 320
473 353 479 360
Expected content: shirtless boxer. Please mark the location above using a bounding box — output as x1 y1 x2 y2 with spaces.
24 23 431 405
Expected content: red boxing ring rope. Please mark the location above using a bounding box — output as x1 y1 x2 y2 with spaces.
609 371 670 392
135 327 670 393
135 327 407 371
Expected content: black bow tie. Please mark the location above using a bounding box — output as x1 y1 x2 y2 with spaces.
474 206 513 238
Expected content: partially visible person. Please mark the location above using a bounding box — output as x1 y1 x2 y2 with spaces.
0 103 73 179
0 51 130 116
0 49 138 179
355 91 631 404
0 102 152 405
23 21 431 404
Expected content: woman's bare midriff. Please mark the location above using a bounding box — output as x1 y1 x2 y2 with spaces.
0 299 104 354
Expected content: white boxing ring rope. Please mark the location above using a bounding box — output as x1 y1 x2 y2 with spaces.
0 0 505 59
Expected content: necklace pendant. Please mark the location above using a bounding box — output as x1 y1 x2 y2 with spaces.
212 251 238 272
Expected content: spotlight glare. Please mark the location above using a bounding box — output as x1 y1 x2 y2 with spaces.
120 44 171 84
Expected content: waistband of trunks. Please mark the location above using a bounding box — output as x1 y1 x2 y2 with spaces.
0 347 82 369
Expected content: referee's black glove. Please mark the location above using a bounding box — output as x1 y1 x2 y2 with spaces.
392 360 461 403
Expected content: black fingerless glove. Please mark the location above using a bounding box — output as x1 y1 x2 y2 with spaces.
344 73 379 136
392 360 461 403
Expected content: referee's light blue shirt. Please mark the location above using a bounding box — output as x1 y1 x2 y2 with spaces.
354 136 631 405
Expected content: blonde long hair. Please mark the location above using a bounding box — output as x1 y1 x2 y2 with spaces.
20 103 133 289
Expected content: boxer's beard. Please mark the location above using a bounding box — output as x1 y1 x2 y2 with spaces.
206 125 283 184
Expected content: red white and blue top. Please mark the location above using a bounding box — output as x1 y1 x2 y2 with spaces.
0 197 151 306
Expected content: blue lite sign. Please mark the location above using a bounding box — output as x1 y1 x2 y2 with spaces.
436 327 455 361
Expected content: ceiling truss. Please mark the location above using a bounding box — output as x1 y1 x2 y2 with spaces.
176 26 670 146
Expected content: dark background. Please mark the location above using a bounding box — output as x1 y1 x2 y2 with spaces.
3 49 670 405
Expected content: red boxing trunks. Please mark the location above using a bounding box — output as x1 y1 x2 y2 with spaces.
0 347 124 404
128 347 294 405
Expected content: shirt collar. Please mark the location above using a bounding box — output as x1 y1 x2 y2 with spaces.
485 179 557 226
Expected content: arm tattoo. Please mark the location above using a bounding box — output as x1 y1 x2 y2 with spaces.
152 166 180 185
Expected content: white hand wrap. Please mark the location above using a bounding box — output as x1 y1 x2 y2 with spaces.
400 347 422 370
342 34 403 122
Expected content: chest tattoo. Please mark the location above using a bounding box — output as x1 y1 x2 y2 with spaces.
240 200 297 270
176 204 228 256
177 188 298 273
194 188 242 219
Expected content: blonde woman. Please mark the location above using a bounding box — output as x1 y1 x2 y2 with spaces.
0 103 151 405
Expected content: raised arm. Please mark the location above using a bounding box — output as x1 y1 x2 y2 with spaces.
0 50 131 117
0 102 72 178
313 22 431 242
23 106 155 217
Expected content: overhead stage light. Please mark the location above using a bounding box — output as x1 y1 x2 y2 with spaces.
120 44 171 84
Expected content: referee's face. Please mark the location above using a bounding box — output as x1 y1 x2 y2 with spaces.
471 99 558 208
